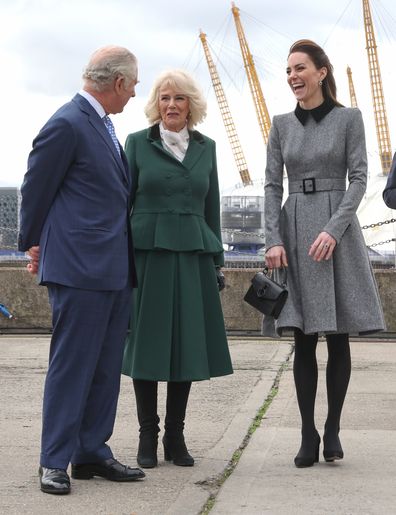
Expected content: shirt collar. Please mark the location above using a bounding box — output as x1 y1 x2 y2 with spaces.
79 89 106 119
294 97 335 125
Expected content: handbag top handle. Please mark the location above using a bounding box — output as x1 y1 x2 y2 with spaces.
263 265 287 286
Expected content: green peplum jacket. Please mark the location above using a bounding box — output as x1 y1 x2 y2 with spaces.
124 124 224 266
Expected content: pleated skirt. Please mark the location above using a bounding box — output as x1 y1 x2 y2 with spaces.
262 190 385 337
122 249 233 381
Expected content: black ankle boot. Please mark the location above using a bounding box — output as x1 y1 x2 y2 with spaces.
137 433 158 468
294 431 321 468
162 433 194 466
323 428 344 462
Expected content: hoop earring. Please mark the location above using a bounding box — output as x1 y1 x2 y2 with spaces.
319 80 323 86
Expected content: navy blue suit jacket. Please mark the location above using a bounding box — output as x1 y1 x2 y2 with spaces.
19 94 137 290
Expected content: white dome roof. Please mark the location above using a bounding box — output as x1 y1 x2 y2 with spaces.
221 179 265 197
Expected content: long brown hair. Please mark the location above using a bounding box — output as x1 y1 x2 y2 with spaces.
289 39 343 107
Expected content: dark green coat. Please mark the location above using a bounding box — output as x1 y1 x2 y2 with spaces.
122 125 233 381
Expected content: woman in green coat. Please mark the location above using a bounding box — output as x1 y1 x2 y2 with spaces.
122 69 233 468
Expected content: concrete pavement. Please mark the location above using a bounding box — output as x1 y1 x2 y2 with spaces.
211 338 396 515
0 335 395 514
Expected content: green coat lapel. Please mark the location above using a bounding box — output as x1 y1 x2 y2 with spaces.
182 133 205 170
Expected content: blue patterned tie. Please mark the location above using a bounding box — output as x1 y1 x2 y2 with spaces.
103 115 121 155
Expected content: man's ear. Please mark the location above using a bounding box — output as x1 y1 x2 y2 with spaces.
114 76 124 93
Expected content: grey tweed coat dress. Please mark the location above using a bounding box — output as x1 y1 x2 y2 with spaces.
263 102 385 336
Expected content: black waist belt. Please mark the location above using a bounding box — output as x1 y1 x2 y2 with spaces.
288 178 346 194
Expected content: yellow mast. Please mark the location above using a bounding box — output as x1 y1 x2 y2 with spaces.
346 66 358 108
362 0 392 174
199 30 252 186
231 2 271 145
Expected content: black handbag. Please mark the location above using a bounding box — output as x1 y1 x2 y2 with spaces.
244 267 288 319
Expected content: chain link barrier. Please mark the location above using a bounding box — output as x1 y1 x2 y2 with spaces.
368 238 396 248
222 218 396 248
360 218 396 230
1 218 395 253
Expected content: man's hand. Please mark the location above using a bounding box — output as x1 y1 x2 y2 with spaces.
27 246 40 274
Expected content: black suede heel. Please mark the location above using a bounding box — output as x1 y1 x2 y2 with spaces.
294 432 321 468
323 432 344 462
162 434 194 466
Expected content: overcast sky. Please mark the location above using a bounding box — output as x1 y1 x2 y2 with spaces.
2 0 396 195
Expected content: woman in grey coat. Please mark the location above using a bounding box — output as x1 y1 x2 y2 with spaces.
264 40 385 468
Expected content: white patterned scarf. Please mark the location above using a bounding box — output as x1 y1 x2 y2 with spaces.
159 122 189 162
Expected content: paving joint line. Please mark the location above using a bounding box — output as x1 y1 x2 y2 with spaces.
198 345 294 515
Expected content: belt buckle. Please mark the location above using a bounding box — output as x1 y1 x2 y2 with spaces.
303 178 316 194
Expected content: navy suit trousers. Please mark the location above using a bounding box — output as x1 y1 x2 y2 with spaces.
40 283 132 469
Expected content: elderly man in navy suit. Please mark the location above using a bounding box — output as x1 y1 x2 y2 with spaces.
18 45 144 495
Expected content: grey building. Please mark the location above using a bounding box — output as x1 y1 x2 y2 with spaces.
0 187 20 250
221 182 265 253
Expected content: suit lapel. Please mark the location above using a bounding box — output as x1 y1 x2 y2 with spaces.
88 115 129 182
73 95 129 183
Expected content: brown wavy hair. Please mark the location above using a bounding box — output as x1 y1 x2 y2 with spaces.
289 39 343 107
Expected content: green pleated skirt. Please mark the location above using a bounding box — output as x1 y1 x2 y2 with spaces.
122 250 233 381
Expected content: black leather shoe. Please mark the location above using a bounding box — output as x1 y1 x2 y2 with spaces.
39 466 70 495
71 458 145 481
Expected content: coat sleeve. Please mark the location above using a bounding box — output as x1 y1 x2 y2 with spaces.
264 116 285 250
383 152 396 209
18 117 76 252
204 140 224 267
323 108 367 243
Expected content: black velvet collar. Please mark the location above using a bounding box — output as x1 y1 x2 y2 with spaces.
294 98 335 125
147 123 204 143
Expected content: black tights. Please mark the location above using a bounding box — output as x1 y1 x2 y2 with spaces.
293 329 351 439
